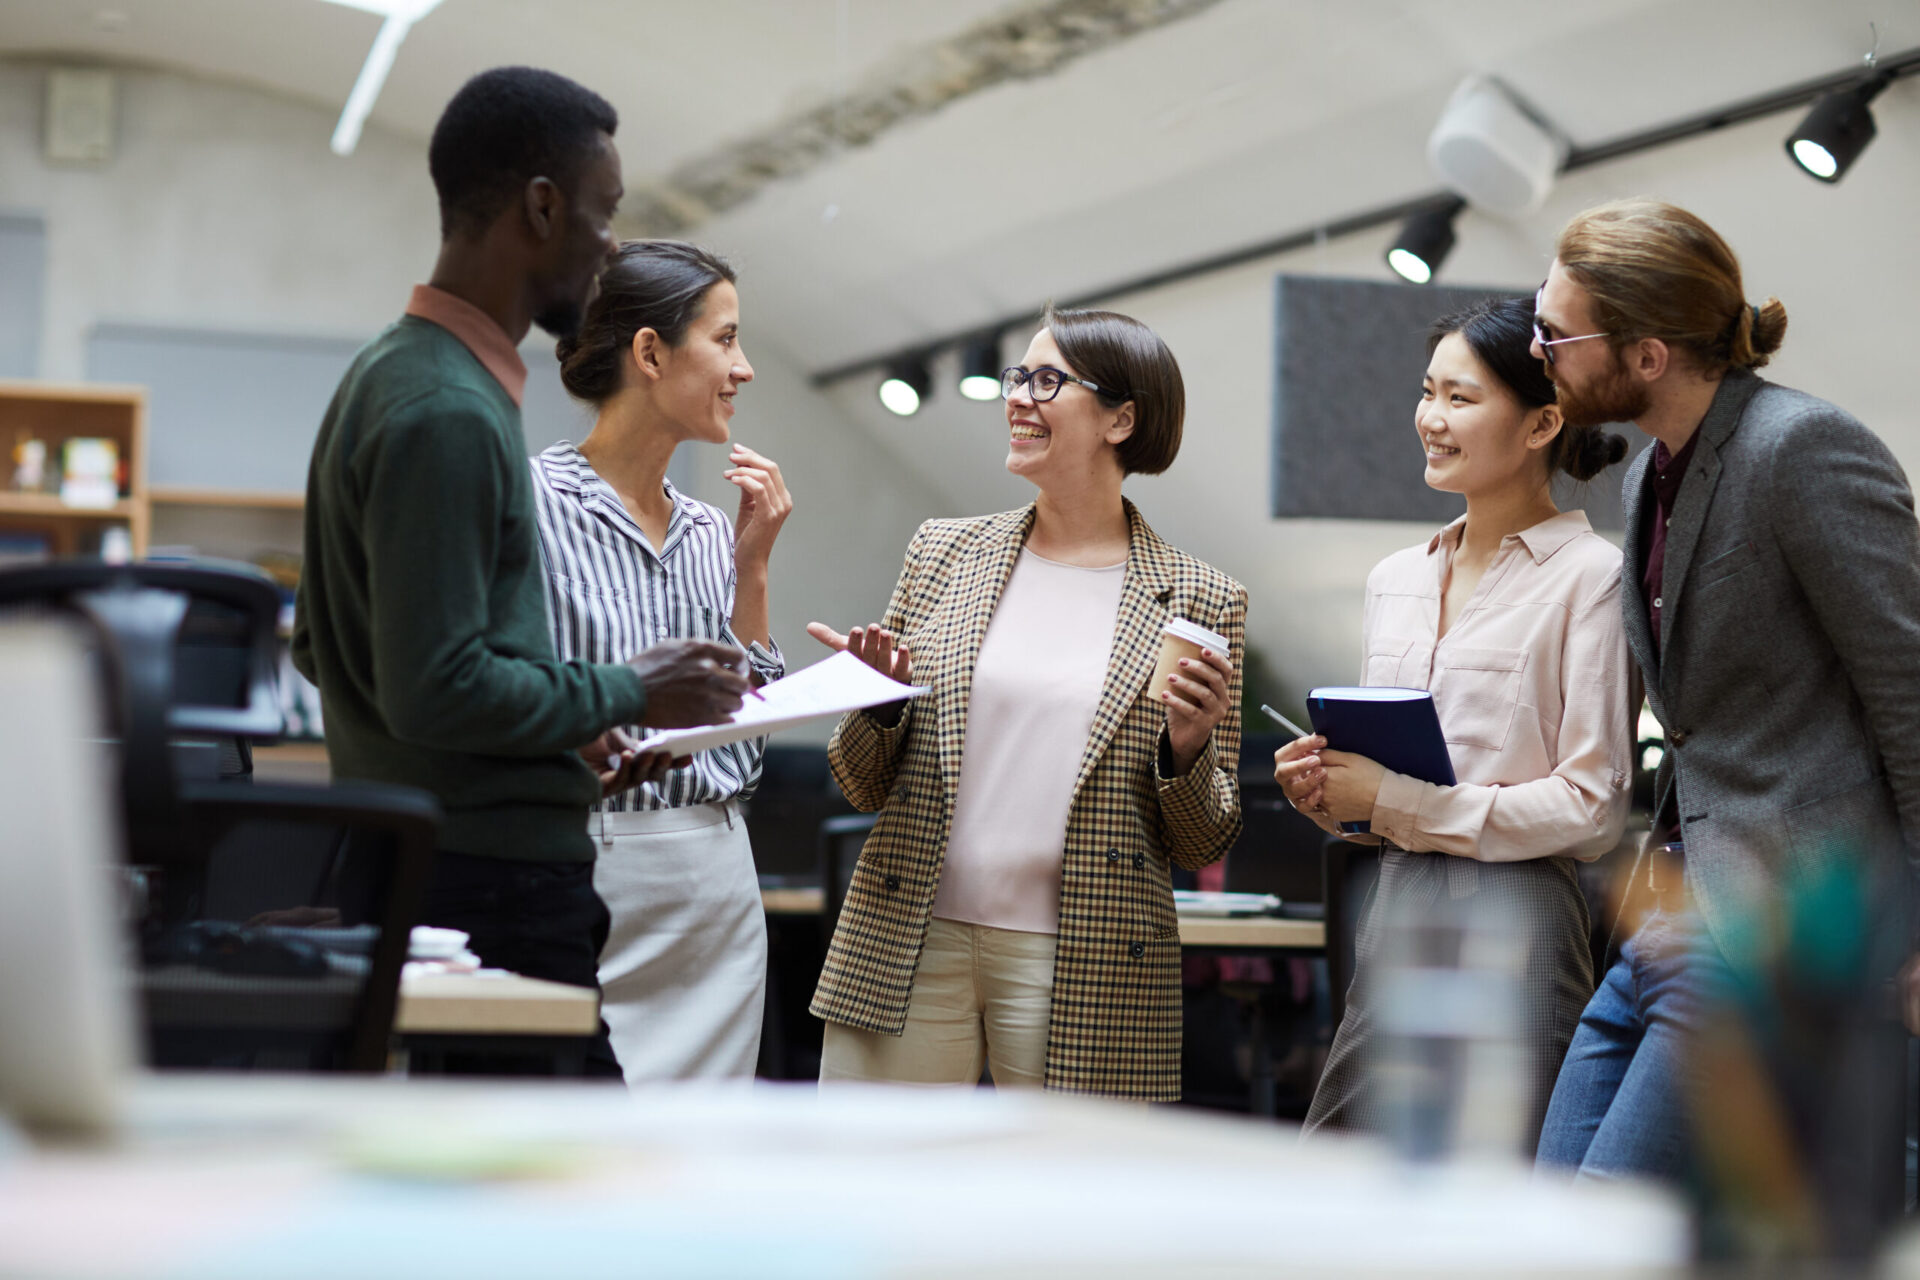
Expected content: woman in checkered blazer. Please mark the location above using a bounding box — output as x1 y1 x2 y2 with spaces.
805 307 1246 1101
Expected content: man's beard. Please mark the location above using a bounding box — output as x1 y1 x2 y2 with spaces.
1552 350 1650 428
532 296 587 340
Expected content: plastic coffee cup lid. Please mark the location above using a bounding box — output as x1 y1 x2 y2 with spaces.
1161 617 1228 652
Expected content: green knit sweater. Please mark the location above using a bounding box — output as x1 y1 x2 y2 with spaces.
292 316 646 862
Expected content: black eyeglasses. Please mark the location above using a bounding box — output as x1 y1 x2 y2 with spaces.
1532 284 1611 368
999 365 1120 403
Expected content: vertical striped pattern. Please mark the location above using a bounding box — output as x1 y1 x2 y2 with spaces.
528 442 784 811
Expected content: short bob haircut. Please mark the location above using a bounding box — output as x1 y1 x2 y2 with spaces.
1043 305 1185 476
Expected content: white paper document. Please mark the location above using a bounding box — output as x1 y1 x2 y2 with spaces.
632 649 927 756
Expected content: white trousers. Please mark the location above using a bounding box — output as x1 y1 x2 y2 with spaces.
819 917 1057 1088
592 802 766 1084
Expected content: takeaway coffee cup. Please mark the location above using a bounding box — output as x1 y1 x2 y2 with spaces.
1150 617 1231 709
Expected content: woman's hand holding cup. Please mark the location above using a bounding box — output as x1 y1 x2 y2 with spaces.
1155 618 1232 776
1161 646 1233 776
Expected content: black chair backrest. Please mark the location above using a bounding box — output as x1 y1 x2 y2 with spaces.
140 779 438 1073
0 561 283 861
743 744 855 882
1224 782 1330 906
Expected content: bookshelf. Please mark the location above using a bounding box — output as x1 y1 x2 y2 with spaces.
0 380 148 558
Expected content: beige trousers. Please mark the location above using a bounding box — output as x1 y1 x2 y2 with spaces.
819 917 1057 1088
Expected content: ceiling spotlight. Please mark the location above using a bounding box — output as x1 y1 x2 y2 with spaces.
957 336 1001 401
1385 199 1463 285
878 357 931 416
1786 71 1892 183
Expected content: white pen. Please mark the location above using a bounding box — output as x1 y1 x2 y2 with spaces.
1258 703 1314 741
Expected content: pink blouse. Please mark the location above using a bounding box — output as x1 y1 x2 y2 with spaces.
1361 510 1632 862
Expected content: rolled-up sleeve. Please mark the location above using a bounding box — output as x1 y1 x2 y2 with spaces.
1368 574 1632 862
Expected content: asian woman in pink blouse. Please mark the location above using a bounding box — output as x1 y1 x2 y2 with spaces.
1275 295 1634 1149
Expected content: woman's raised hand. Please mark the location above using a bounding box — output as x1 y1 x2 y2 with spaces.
726 444 792 571
806 621 912 685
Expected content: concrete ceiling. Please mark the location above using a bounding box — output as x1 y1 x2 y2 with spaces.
0 0 1905 374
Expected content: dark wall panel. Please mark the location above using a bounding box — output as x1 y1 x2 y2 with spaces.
1270 274 1644 530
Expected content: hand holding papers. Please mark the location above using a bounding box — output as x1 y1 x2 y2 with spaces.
632 650 929 756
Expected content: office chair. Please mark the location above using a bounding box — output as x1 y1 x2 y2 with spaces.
0 560 282 862
1223 780 1330 914
744 744 856 883
0 559 442 1072
142 779 437 1071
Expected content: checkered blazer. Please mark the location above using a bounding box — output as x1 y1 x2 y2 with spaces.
810 500 1246 1100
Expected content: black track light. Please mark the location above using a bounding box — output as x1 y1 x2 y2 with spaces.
957 336 1002 402
1786 71 1893 183
878 356 932 416
1385 199 1463 285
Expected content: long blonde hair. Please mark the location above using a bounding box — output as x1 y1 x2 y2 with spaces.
1556 199 1786 375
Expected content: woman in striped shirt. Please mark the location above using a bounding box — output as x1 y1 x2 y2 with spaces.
533 240 792 1082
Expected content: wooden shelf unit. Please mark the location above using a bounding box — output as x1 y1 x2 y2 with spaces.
0 380 149 558
150 488 304 510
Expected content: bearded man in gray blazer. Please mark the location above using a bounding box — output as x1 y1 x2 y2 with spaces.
1529 200 1920 1208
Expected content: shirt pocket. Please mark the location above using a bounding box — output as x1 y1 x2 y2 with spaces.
1431 646 1527 751
551 572 634 605
1363 635 1415 687
665 595 725 644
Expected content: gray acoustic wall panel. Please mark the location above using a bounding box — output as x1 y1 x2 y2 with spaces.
0 214 47 379
1270 274 1643 530
87 323 365 493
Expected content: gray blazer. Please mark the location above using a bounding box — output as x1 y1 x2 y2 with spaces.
1622 368 1920 953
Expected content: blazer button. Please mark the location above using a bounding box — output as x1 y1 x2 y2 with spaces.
1132 852 1146 870
1106 847 1121 863
884 874 901 891
1670 730 1689 747
1128 941 1146 959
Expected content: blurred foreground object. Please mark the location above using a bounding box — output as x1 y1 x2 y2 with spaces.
0 620 135 1135
1689 843 1909 1265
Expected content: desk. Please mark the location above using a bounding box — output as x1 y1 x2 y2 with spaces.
395 971 599 1037
760 884 827 915
0 1075 1686 1279
1177 914 1324 950
393 970 600 1074
759 886 1328 953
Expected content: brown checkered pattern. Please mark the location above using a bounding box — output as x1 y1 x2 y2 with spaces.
810 500 1246 1101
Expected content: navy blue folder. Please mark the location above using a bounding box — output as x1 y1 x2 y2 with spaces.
1306 686 1456 835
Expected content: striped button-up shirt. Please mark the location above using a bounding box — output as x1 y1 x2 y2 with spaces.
529 442 784 811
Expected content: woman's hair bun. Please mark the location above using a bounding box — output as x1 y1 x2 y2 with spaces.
1560 424 1630 482
556 240 738 407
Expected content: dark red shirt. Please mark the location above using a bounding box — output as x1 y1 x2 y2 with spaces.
1640 431 1700 656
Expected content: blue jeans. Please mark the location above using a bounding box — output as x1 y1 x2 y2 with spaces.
1535 906 1730 1181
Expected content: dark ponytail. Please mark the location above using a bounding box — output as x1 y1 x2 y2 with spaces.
1428 295 1627 482
555 239 737 405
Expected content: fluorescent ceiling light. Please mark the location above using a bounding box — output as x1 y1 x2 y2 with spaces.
320 0 445 156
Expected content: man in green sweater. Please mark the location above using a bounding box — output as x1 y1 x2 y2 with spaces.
293 68 746 1071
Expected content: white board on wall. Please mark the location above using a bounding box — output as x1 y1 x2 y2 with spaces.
0 214 47 379
86 323 363 494
86 320 678 494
